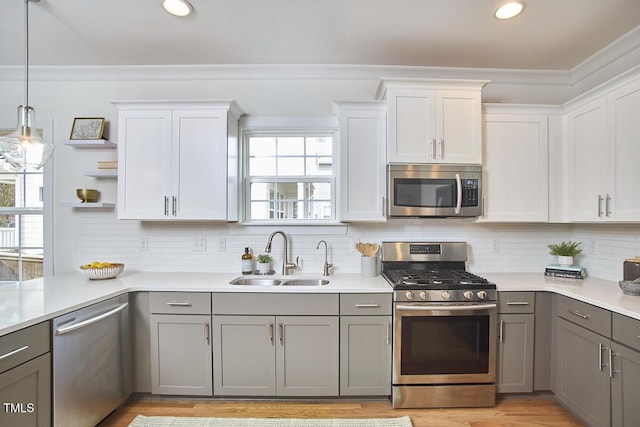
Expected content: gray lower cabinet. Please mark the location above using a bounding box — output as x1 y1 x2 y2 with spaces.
611 312 640 426
555 296 612 427
212 293 339 397
339 293 392 396
149 292 212 396
0 321 51 427
497 292 535 393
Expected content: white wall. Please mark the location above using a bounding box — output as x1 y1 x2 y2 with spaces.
1 64 639 282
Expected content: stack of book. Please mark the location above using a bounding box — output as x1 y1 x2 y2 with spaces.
97 161 117 170
544 264 587 279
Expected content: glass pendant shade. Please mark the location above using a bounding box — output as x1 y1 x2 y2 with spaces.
0 105 54 170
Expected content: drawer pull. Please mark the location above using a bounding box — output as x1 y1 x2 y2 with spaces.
166 302 192 307
568 309 589 320
506 301 530 306
355 304 380 308
0 345 29 361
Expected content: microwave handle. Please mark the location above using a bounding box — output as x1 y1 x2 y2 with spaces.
454 173 462 215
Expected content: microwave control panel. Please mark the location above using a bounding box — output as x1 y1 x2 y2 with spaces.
461 179 479 207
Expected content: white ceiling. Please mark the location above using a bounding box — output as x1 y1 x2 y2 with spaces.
1 0 640 70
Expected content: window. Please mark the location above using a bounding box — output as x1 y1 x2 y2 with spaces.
244 132 335 222
0 130 47 282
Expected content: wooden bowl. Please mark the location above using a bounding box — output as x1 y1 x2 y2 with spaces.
76 188 99 203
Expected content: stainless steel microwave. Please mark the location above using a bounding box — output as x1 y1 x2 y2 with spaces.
387 164 482 218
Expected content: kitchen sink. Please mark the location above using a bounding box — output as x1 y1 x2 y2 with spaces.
228 277 329 287
281 279 330 286
229 278 282 286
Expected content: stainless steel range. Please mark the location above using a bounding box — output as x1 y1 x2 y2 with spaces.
381 241 497 409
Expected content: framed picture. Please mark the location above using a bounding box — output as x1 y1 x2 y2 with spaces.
69 117 106 140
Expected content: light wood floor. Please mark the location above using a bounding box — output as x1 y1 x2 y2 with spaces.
99 395 586 427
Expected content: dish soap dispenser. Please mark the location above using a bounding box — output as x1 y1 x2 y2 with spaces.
241 247 253 275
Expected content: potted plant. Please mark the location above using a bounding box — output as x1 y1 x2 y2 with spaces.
548 241 582 266
256 254 272 274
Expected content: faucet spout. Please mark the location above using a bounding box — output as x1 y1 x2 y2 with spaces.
265 231 297 275
316 240 333 276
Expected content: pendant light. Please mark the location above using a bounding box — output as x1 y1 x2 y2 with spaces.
0 0 54 171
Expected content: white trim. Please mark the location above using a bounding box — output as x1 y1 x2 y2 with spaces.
42 118 53 277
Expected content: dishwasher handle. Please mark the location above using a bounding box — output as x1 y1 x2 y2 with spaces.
55 302 129 335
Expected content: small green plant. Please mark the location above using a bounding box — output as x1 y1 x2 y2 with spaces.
257 254 272 263
547 241 583 257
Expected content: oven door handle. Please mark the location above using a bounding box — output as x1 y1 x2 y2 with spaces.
454 173 462 215
395 303 496 312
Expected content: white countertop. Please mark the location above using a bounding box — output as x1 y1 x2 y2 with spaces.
2 270 640 337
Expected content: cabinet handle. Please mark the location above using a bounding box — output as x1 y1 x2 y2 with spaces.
608 347 614 378
164 196 169 216
606 194 611 217
386 322 391 345
499 320 504 343
429 138 436 159
437 138 443 160
381 197 386 218
568 309 589 320
355 304 380 308
598 343 604 371
204 322 210 345
598 195 604 217
166 302 192 307
279 323 284 346
269 322 274 345
172 196 177 216
506 301 530 306
0 345 29 361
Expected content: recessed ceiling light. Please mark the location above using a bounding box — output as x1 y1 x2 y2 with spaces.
163 0 193 17
494 1 526 20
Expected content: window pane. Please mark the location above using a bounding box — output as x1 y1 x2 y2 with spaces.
249 157 276 176
277 157 304 176
306 137 332 156
0 215 16 249
307 201 333 219
250 202 271 219
278 137 304 155
309 182 332 200
249 137 276 156
23 214 43 251
306 157 333 176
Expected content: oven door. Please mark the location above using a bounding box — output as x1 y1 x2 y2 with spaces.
393 302 496 385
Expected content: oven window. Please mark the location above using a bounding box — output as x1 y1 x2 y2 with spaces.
400 315 490 375
394 179 456 208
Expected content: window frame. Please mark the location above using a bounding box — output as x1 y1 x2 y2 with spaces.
240 117 339 225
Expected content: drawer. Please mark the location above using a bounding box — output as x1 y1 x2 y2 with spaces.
498 292 535 314
556 295 611 337
0 321 50 374
613 313 640 352
150 292 211 315
212 293 339 316
340 294 392 315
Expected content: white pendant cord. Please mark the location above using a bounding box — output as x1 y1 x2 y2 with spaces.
23 0 30 107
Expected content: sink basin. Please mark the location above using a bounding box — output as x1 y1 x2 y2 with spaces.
229 278 282 286
282 279 330 286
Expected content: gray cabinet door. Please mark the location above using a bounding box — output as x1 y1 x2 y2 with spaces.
611 342 640 427
276 316 339 396
0 353 50 427
497 314 534 393
150 314 212 396
556 317 611 427
340 316 391 396
212 316 276 396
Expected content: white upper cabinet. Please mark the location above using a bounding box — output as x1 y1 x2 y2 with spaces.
377 79 487 164
333 102 387 222
115 101 243 221
481 106 553 222
567 75 640 222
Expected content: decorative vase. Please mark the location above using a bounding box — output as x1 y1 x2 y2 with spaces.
557 255 574 266
257 262 271 274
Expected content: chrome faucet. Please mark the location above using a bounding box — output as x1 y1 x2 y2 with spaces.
265 231 297 275
316 240 333 276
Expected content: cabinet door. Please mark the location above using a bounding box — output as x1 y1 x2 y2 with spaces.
212 316 276 396
150 314 212 396
339 316 391 396
436 90 482 163
608 79 640 221
387 88 436 163
482 114 548 221
497 314 534 393
556 318 611 427
172 110 230 220
335 103 387 222
0 353 50 427
276 316 339 396
567 98 609 221
118 110 172 219
611 342 640 427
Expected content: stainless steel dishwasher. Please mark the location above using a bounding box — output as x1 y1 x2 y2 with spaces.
52 294 131 427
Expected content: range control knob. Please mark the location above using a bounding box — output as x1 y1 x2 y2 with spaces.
405 291 414 300
477 291 487 300
441 291 451 300
463 291 474 300
419 291 428 300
